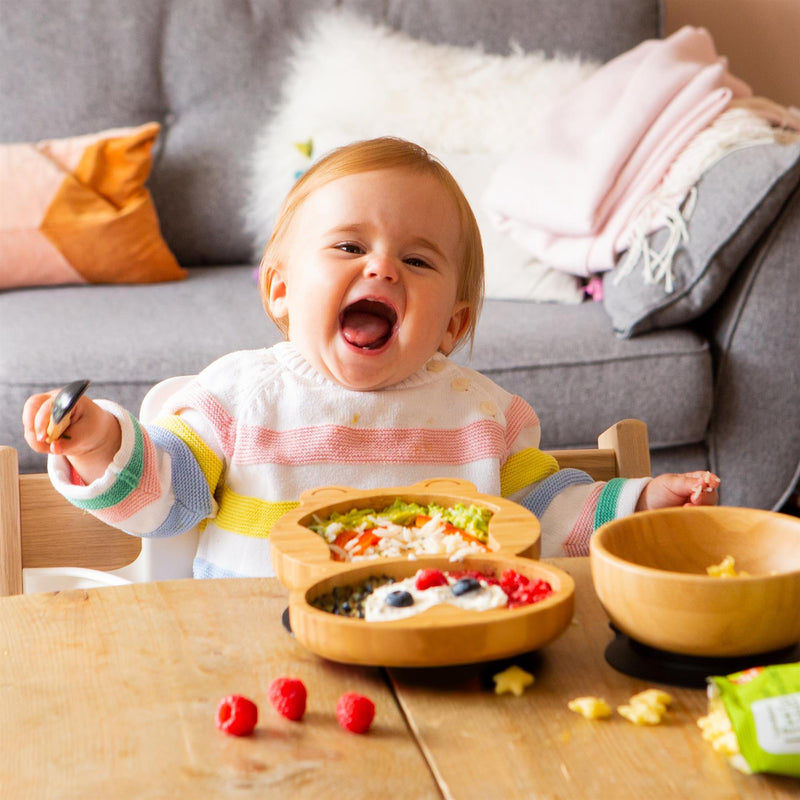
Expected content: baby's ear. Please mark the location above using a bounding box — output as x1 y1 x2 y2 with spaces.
439 302 471 355
265 266 288 319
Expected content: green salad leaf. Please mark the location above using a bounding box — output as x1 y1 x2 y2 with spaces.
308 498 492 542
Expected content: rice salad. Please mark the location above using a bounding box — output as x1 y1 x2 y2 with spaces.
308 499 493 562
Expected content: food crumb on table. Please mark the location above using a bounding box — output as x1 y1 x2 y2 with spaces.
567 696 612 720
493 665 535 696
617 689 673 725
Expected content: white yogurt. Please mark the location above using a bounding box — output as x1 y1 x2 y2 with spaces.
364 572 508 621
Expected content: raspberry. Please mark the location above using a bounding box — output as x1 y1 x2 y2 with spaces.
414 568 448 590
500 569 553 608
450 569 499 586
268 676 307 721
336 692 375 734
215 695 258 736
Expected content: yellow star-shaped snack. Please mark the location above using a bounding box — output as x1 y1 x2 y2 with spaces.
492 665 535 696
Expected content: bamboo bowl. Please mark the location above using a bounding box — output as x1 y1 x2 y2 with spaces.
590 506 800 657
288 553 575 667
270 478 541 591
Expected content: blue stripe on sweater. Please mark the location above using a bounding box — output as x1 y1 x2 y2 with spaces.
144 423 214 536
520 468 593 519
192 557 248 579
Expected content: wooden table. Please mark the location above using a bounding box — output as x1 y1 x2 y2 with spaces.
1 559 797 798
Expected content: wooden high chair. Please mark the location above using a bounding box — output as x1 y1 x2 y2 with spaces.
0 419 650 596
0 446 142 596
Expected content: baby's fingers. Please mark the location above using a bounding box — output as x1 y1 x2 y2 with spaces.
22 392 57 452
687 470 720 506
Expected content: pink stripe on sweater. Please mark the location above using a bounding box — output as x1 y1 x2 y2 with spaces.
563 483 603 557
166 384 238 456
170 384 512 466
92 427 163 523
504 396 539 453
234 419 507 465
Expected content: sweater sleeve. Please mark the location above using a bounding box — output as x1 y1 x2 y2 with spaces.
47 399 220 538
519 472 652 557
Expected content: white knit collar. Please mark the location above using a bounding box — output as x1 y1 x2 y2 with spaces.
272 341 450 391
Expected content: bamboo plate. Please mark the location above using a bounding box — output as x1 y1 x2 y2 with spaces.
288 553 575 667
270 479 541 591
591 506 800 657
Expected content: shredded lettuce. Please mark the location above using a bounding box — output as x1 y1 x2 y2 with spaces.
308 499 492 542
309 506 377 535
433 502 492 540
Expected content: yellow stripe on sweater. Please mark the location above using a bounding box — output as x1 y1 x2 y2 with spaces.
156 415 224 495
500 448 559 497
214 486 299 538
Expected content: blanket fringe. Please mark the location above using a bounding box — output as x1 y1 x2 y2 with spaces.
615 189 697 293
614 99 800 293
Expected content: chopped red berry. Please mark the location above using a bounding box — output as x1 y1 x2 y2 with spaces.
448 568 499 586
414 568 449 590
268 676 307 721
336 692 375 734
215 694 258 736
500 569 554 608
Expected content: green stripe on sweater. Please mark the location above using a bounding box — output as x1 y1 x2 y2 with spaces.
593 478 626 529
69 414 144 510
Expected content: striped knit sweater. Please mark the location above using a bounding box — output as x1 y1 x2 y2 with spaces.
48 343 650 578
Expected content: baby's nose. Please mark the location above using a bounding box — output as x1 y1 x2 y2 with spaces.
364 253 399 281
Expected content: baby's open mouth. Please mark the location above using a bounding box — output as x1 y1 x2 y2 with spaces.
340 299 397 350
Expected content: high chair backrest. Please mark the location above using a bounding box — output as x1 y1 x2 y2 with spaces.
549 418 651 481
0 445 142 596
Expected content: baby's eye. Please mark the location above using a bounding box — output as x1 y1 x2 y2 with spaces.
404 256 433 269
335 242 363 254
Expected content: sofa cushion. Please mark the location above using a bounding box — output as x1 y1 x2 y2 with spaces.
455 300 713 452
0 123 185 289
0 267 279 473
602 140 800 337
1 0 662 268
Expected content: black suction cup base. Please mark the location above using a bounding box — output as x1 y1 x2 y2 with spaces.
604 626 800 689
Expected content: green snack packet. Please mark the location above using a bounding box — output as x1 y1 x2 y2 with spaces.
699 662 800 777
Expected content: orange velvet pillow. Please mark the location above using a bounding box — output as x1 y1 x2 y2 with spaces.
0 122 186 289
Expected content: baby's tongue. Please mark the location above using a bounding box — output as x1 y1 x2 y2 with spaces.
341 308 392 348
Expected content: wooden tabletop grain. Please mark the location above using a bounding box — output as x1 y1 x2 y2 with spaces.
0 559 797 799
0 578 439 799
387 558 800 799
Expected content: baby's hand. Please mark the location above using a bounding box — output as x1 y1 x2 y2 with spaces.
22 391 122 482
636 470 720 512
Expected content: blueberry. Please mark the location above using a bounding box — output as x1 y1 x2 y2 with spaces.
385 589 414 607
451 577 481 596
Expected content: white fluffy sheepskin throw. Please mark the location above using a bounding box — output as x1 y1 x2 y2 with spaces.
245 10 598 302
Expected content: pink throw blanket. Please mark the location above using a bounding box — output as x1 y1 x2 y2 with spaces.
483 27 751 276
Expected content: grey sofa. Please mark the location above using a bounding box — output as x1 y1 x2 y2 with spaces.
2 0 798 513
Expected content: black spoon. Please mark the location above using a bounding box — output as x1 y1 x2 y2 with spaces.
46 379 91 443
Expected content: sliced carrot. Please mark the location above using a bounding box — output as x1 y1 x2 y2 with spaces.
332 529 359 550
330 529 360 561
351 529 381 556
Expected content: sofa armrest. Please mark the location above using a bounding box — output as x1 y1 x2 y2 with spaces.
698 185 800 510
